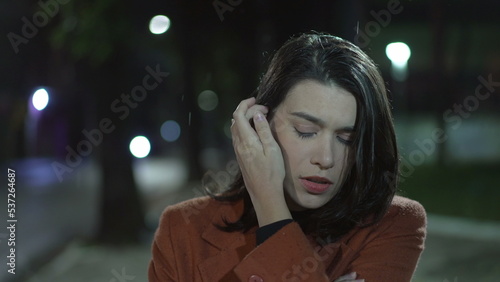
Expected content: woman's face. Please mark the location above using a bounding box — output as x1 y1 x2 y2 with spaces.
269 79 357 210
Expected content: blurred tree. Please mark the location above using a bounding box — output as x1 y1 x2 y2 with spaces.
430 1 448 165
169 3 203 180
49 0 145 243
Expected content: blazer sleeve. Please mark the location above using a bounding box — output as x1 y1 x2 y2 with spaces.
346 199 427 281
148 206 178 282
232 198 427 282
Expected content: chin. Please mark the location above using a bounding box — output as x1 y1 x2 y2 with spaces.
299 198 329 209
287 193 331 210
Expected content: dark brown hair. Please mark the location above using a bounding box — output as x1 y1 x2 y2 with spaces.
206 31 398 243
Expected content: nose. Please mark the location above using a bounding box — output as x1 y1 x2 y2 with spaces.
310 136 334 170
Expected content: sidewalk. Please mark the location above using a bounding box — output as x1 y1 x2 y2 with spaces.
24 241 152 282
23 178 198 282
413 215 500 281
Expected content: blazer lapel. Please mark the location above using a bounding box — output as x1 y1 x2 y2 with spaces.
195 199 355 281
197 200 253 282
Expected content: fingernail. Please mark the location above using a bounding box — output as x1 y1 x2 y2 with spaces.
255 113 264 121
349 272 357 278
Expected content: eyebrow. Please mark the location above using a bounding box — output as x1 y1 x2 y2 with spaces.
290 111 355 132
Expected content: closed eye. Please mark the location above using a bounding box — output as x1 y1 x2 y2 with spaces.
294 128 316 139
337 136 353 146
295 128 354 145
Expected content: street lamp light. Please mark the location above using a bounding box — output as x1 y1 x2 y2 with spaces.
129 136 151 158
386 42 411 81
32 88 49 111
149 15 171 35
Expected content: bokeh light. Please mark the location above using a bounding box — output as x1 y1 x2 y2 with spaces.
198 90 219 111
149 15 171 34
129 136 151 158
32 88 49 111
385 42 411 67
160 120 181 142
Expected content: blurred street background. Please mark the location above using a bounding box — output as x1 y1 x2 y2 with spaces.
1 0 499 281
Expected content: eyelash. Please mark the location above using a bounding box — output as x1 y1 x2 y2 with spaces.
294 128 315 139
294 128 353 146
338 137 353 146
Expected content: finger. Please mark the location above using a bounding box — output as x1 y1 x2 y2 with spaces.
231 110 259 162
233 97 256 120
231 132 258 164
232 98 263 144
253 112 278 153
334 272 357 282
244 104 269 121
231 99 271 163
232 103 268 134
232 98 256 132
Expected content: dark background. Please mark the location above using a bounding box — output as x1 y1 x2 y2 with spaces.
1 0 499 281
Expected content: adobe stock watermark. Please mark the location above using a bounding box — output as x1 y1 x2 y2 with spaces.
7 0 71 54
212 0 243 22
385 74 499 187
109 267 135 282
281 237 336 281
353 0 403 48
51 64 169 182
181 159 240 224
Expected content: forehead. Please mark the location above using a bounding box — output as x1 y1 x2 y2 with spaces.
278 79 357 125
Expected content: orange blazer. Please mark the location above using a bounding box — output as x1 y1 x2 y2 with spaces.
149 195 426 281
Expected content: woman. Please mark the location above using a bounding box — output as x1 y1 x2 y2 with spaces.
149 32 426 282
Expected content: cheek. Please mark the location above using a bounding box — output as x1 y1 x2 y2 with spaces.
333 147 353 181
337 147 352 167
334 148 347 165
273 129 303 168
271 117 291 151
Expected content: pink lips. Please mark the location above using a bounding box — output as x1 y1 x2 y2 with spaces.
300 176 332 194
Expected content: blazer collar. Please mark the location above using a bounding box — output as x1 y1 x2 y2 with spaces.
200 199 247 250
198 201 262 282
198 199 255 282
196 198 355 281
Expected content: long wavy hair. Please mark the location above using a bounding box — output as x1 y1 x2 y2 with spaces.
205 32 399 243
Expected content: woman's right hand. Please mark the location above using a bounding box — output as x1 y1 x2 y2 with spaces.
334 272 364 282
231 97 291 227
